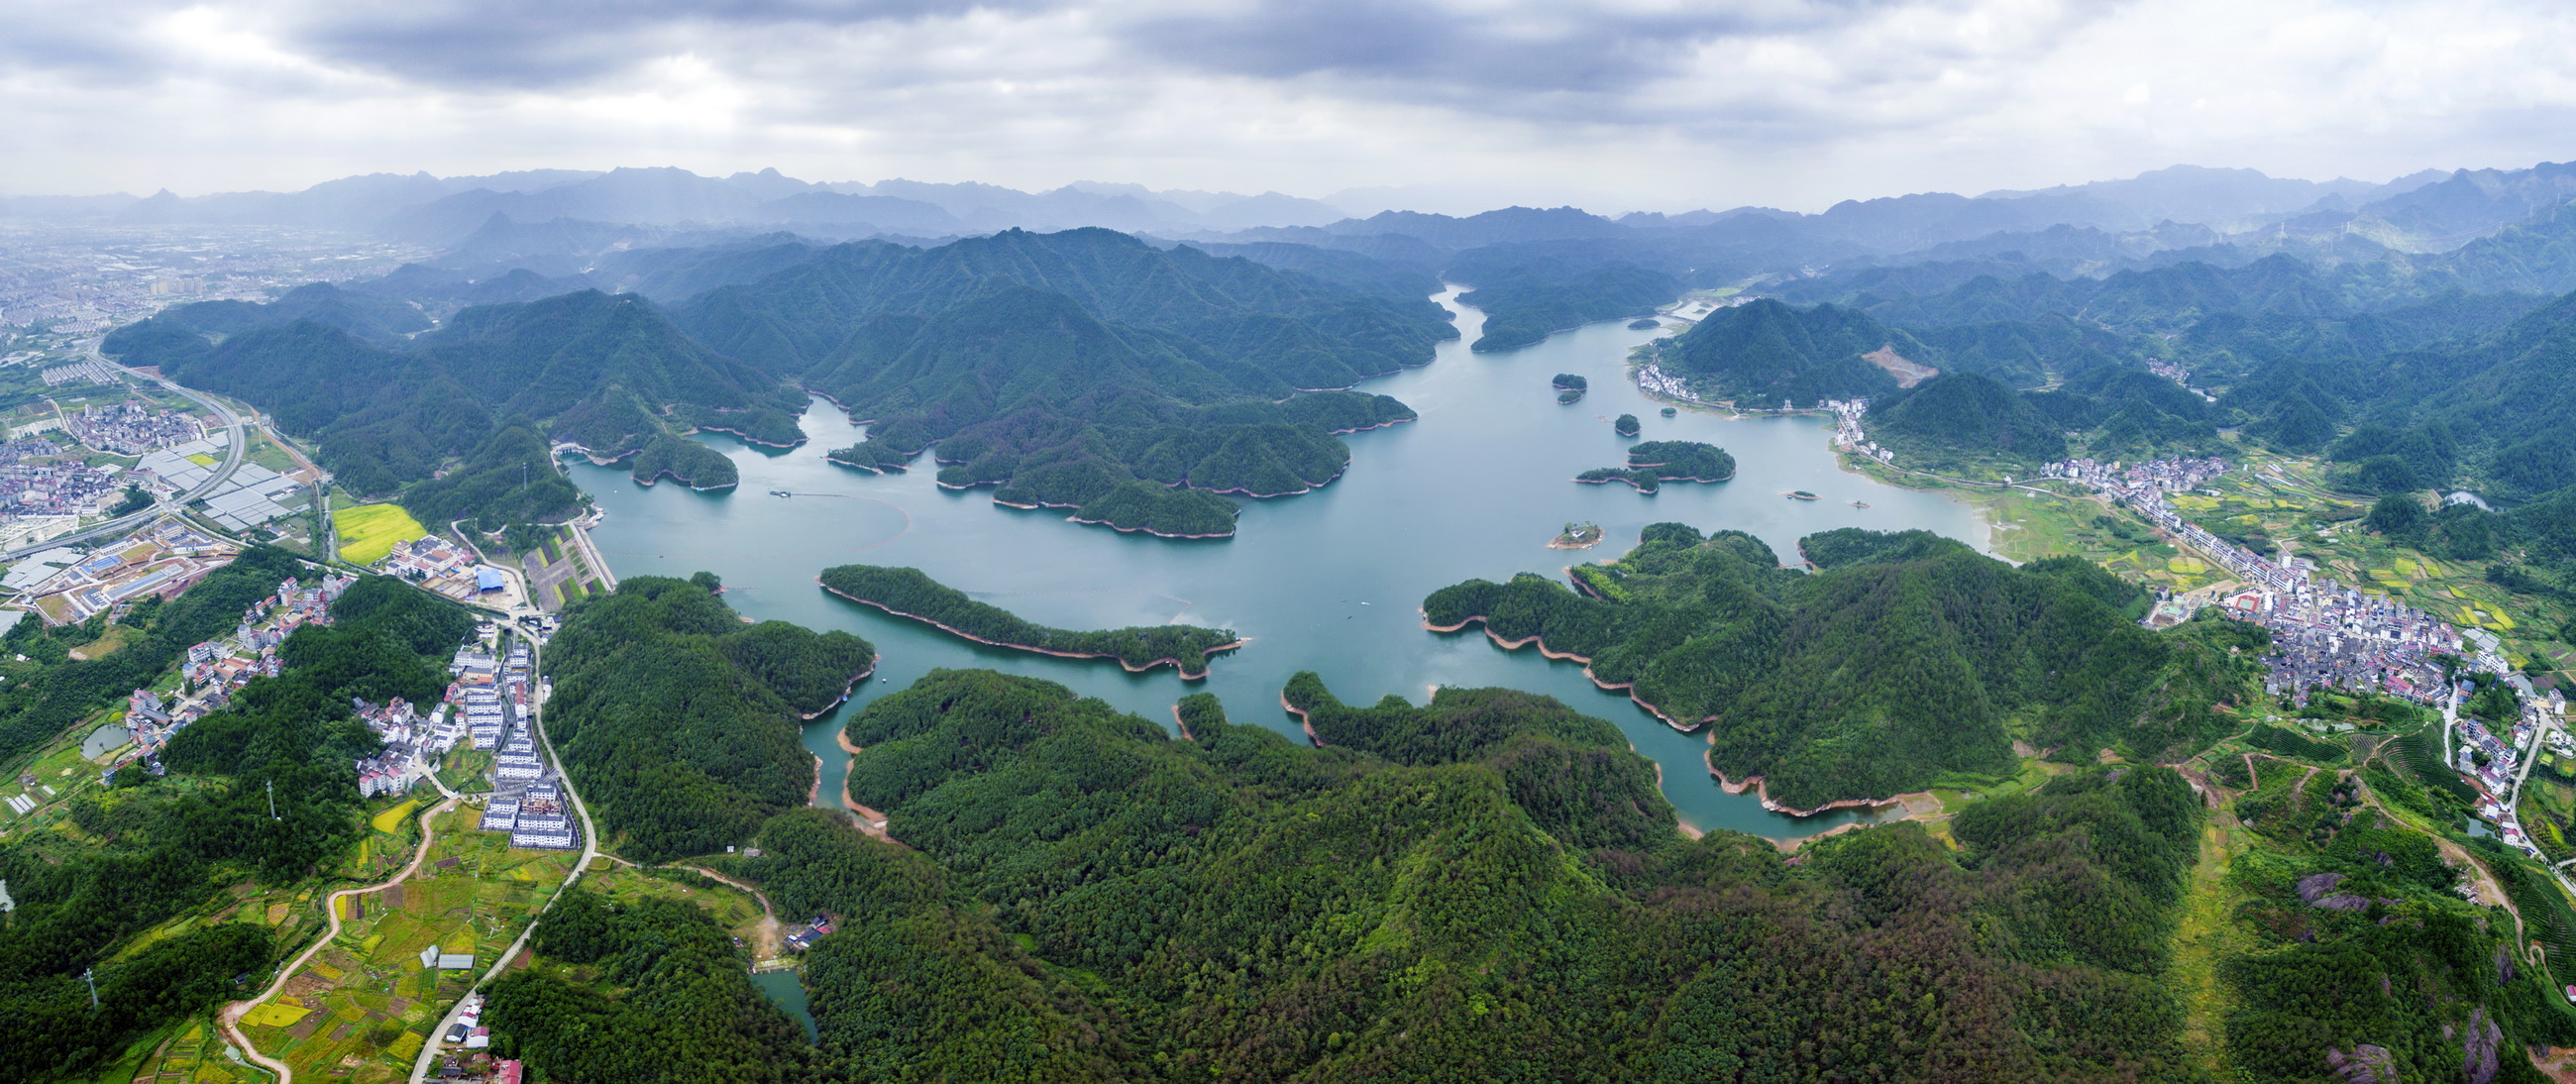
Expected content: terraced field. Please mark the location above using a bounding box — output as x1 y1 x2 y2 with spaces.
235 806 574 1083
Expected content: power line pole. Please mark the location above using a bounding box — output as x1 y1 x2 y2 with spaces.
267 778 278 819
83 967 97 1010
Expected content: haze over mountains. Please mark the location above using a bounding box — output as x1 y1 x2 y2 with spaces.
14 162 2576 264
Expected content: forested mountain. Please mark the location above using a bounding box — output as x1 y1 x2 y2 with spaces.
686 666 2214 1081
106 288 804 528
1423 525 2270 809
677 228 1448 536
1868 371 2071 470
0 559 475 1082
103 281 430 347
1656 298 1932 408
1452 257 1678 351
541 575 874 862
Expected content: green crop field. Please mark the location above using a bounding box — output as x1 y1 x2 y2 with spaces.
237 805 574 1084
333 503 429 566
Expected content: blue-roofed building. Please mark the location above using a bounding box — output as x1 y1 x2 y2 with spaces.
475 567 506 593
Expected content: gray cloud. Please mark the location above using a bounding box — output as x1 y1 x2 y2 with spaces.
275 0 1031 86
0 0 2568 212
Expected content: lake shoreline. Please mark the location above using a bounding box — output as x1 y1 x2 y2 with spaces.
818 583 1241 679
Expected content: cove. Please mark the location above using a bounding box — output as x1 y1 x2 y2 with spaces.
567 289 1985 841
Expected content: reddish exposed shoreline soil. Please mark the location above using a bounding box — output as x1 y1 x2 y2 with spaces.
818 584 1241 679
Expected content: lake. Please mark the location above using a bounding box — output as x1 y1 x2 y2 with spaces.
569 289 1986 840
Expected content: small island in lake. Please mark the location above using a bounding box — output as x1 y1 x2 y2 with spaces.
1552 374 1588 390
1613 413 1641 437
1557 387 1585 403
1628 317 1662 330
1550 521 1605 549
1575 440 1736 493
1787 489 1819 500
1659 406 1676 417
818 564 1243 678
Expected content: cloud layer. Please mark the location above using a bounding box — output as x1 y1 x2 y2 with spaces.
4 0 2573 211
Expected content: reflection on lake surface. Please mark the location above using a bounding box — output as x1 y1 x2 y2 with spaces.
80 722 129 760
573 290 1985 840
749 969 817 1039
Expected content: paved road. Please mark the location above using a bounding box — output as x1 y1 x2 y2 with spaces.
0 339 252 565
409 622 600 1084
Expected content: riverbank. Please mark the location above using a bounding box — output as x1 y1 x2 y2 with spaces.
819 584 1241 679
797 663 876 719
1420 612 1696 732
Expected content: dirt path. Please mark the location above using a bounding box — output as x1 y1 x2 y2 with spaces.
672 864 788 960
218 793 460 1084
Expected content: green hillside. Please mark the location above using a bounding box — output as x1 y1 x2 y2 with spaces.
540 575 875 862
105 289 802 529
1661 298 1933 408
1421 525 2270 809
1868 371 2071 471
680 230 1445 538
690 667 2214 1080
818 564 1239 676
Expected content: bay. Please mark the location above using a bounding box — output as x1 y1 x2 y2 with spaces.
569 289 1985 840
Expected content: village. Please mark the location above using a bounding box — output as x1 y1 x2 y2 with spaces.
2042 453 2570 859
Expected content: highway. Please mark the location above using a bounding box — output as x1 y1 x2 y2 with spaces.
0 337 252 564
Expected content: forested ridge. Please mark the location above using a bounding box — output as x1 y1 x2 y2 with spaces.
677 228 1445 538
817 565 1239 677
0 563 476 1083
103 288 792 530
674 666 2216 1082
540 575 874 862
1422 525 2271 809
1657 298 1931 408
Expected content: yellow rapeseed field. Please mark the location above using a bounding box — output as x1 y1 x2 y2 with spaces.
334 503 429 565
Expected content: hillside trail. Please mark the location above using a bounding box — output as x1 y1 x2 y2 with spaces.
2347 748 2525 951
218 782 462 1084
670 863 788 959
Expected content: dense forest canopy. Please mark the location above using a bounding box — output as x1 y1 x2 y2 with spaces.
682 666 2226 1081
678 229 1448 538
1422 525 2271 808
103 288 790 527
818 564 1239 677
540 575 874 862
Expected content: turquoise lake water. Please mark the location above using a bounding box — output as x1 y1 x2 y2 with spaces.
568 289 1986 840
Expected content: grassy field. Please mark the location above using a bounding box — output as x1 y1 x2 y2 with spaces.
334 503 430 566
237 804 576 1084
245 430 301 475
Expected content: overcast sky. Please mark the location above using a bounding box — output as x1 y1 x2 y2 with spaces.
4 0 2573 212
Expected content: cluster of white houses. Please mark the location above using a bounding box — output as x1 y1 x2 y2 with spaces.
455 635 578 850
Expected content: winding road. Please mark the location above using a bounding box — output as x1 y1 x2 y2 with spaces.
407 621 600 1084
217 772 465 1084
